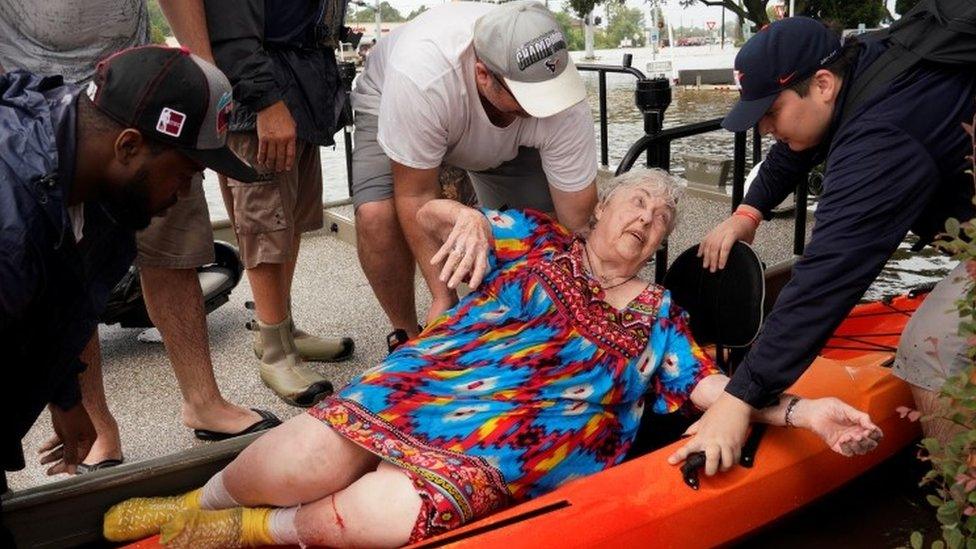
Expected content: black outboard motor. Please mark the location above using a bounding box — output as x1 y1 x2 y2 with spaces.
100 241 245 328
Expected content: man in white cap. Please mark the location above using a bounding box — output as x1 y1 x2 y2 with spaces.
351 0 598 351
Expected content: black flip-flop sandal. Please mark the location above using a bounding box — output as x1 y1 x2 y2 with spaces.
75 457 125 475
193 409 282 442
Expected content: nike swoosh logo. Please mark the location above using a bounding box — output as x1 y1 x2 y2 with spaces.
778 72 796 85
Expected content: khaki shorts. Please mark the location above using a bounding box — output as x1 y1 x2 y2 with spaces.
350 112 553 212
892 261 972 392
135 172 214 269
218 132 324 269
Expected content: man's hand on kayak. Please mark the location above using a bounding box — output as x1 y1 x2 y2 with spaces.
793 397 883 456
668 392 752 476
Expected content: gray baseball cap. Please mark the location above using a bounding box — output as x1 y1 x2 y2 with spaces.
473 0 585 118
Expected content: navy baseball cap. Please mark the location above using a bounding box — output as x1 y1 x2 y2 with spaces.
722 17 841 132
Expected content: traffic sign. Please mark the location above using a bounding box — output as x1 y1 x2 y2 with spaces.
706 20 716 30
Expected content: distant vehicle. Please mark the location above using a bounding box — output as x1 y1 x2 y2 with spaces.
676 36 708 46
336 42 361 65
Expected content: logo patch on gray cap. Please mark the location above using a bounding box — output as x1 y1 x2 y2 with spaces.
515 30 567 71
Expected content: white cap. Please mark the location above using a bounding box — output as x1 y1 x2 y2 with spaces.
473 0 585 118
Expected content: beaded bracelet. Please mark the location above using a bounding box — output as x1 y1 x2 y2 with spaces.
784 396 801 428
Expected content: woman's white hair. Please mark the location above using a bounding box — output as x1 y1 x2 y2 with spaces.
591 167 686 232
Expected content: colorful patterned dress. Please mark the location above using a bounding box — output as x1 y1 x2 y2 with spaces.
309 209 718 541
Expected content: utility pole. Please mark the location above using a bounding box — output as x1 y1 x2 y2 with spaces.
720 5 725 48
584 10 595 59
374 0 382 42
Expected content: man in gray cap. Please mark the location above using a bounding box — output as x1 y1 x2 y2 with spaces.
351 0 598 351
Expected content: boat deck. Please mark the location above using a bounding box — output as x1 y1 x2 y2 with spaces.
9 196 807 492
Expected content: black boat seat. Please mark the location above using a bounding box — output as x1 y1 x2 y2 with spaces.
661 241 765 350
626 241 766 459
100 241 244 329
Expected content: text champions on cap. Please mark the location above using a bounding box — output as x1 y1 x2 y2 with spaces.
515 30 567 71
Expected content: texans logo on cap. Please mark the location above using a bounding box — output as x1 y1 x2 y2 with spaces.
545 57 559 73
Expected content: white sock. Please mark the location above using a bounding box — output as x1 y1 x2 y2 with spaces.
268 506 302 546
198 471 240 510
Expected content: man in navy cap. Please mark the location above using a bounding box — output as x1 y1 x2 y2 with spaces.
668 16 976 476
0 46 261 478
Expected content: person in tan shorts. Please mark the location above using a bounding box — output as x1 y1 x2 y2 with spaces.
207 0 354 407
0 0 282 474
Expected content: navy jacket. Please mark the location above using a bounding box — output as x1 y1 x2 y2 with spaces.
0 72 135 471
727 38 976 407
204 0 346 146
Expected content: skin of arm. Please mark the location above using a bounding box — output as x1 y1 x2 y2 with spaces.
685 374 882 472
550 180 597 232
158 0 215 62
393 162 458 316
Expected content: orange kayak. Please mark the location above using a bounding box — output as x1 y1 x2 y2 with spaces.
127 296 924 549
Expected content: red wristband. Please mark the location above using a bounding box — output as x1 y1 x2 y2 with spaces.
733 209 762 227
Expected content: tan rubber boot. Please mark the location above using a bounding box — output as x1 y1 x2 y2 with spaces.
257 317 333 407
248 305 354 363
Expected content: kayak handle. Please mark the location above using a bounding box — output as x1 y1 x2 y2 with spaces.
681 451 707 490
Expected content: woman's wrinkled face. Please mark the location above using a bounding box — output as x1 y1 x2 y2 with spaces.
592 185 674 263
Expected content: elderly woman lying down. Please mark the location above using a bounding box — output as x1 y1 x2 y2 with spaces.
104 169 882 548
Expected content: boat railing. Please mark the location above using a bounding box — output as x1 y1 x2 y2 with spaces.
579 56 808 280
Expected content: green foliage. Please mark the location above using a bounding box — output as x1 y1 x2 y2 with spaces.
568 0 600 20
596 4 646 48
914 113 976 548
804 0 887 28
347 1 406 23
406 5 429 20
147 0 171 44
553 10 586 51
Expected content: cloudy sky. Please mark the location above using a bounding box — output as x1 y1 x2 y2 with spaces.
379 0 736 29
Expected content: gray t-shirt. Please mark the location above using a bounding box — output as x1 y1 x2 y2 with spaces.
0 0 148 84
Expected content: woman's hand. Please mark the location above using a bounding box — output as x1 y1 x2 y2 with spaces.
698 206 761 272
791 397 883 456
668 392 752 476
430 207 492 290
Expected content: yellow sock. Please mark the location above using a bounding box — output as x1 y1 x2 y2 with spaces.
103 488 202 542
159 507 274 549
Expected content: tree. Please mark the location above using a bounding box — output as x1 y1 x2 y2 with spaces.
679 0 771 30
553 10 586 51
406 5 429 20
347 2 406 23
802 0 886 28
567 0 601 21
598 4 646 48
148 0 171 44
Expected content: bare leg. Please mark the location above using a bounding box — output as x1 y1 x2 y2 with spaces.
283 235 300 301
222 414 380 507
76 332 122 464
355 199 420 337
140 267 261 433
911 385 966 447
295 461 422 548
247 262 288 325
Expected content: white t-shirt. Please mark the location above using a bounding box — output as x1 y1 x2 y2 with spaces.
351 2 597 193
